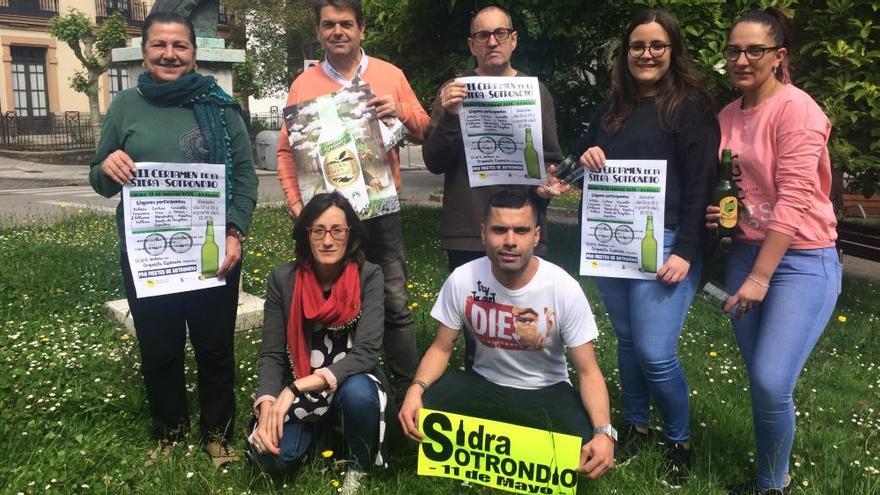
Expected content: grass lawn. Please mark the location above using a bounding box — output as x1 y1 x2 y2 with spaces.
1 205 878 495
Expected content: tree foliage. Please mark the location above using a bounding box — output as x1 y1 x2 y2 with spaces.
234 0 880 194
222 0 316 96
48 9 128 137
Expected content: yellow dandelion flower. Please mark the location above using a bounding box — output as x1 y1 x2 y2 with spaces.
709 351 718 358
321 450 333 458
253 268 261 273
410 302 419 309
331 480 340 488
407 283 414 289
837 315 847 323
256 253 263 257
121 334 131 341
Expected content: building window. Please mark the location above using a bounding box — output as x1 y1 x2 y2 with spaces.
108 67 129 100
10 46 48 118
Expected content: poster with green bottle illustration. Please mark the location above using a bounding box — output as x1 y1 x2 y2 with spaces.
579 160 666 280
283 84 402 220
122 162 226 298
454 76 545 187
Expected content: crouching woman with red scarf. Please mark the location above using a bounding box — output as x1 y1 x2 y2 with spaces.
248 192 389 488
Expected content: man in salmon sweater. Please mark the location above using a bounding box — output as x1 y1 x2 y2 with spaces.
276 0 430 403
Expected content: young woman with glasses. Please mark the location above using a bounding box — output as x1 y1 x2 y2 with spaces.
706 8 841 494
248 192 391 493
573 9 719 487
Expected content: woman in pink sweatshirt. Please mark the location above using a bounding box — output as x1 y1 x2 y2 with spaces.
707 8 841 495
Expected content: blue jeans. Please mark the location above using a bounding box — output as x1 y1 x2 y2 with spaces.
727 243 841 490
364 212 419 396
248 374 380 472
594 229 699 443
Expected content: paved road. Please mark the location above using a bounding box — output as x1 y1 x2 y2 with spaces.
0 168 443 224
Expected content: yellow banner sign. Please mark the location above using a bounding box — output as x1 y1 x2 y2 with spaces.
417 408 581 495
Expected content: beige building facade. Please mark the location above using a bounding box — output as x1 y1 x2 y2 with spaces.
0 0 229 125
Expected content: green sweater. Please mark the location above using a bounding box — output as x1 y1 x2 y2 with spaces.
89 87 258 249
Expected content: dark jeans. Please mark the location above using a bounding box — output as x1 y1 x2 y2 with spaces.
247 374 380 472
121 253 239 442
423 372 593 443
364 212 419 397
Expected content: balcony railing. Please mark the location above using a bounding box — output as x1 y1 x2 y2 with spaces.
95 0 149 26
94 2 231 29
0 0 59 18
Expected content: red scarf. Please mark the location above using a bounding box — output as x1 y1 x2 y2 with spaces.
286 261 361 379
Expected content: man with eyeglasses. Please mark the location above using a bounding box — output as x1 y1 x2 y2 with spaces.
276 0 430 404
422 5 563 370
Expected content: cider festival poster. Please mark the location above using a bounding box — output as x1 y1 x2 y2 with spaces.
283 84 401 220
579 160 666 280
122 162 226 298
456 76 545 188
417 409 580 495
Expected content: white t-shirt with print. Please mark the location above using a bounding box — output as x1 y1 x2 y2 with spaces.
431 256 599 390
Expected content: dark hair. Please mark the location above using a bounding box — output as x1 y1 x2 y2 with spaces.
313 0 364 27
141 12 197 48
482 191 537 225
731 7 794 83
603 9 712 135
469 5 513 33
293 192 368 268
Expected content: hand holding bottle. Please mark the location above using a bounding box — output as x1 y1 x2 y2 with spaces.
536 164 571 199
705 204 721 229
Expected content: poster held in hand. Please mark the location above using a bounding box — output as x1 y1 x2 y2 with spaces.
456 76 545 188
579 160 666 280
123 162 226 298
283 83 403 220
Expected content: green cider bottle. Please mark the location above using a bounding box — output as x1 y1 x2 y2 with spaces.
715 149 739 237
201 218 219 278
641 214 658 273
523 127 541 179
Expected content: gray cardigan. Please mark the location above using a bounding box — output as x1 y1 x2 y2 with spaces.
256 260 386 400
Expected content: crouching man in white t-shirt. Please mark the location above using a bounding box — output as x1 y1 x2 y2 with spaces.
398 191 615 479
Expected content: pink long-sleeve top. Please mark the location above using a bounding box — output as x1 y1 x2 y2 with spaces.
719 83 837 249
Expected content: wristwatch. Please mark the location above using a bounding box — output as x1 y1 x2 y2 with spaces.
593 424 618 442
226 225 246 243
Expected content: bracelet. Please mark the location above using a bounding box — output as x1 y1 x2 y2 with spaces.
747 275 769 288
287 381 303 398
411 379 428 393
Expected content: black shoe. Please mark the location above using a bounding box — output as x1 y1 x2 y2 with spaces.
660 441 692 488
615 425 651 466
727 477 791 495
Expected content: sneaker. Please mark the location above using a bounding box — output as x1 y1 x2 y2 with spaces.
144 439 174 467
727 475 792 494
661 441 693 488
340 468 366 495
204 439 239 468
615 425 651 466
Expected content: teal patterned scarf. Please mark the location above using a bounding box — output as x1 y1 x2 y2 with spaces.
137 71 243 206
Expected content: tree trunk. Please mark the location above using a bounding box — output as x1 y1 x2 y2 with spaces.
88 70 102 145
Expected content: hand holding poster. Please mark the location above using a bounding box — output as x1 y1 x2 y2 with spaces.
283 83 401 220
123 162 226 298
579 160 666 280
456 76 545 188
417 409 580 495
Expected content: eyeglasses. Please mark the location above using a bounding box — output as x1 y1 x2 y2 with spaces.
628 43 671 58
723 45 781 61
470 28 514 44
307 226 350 241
